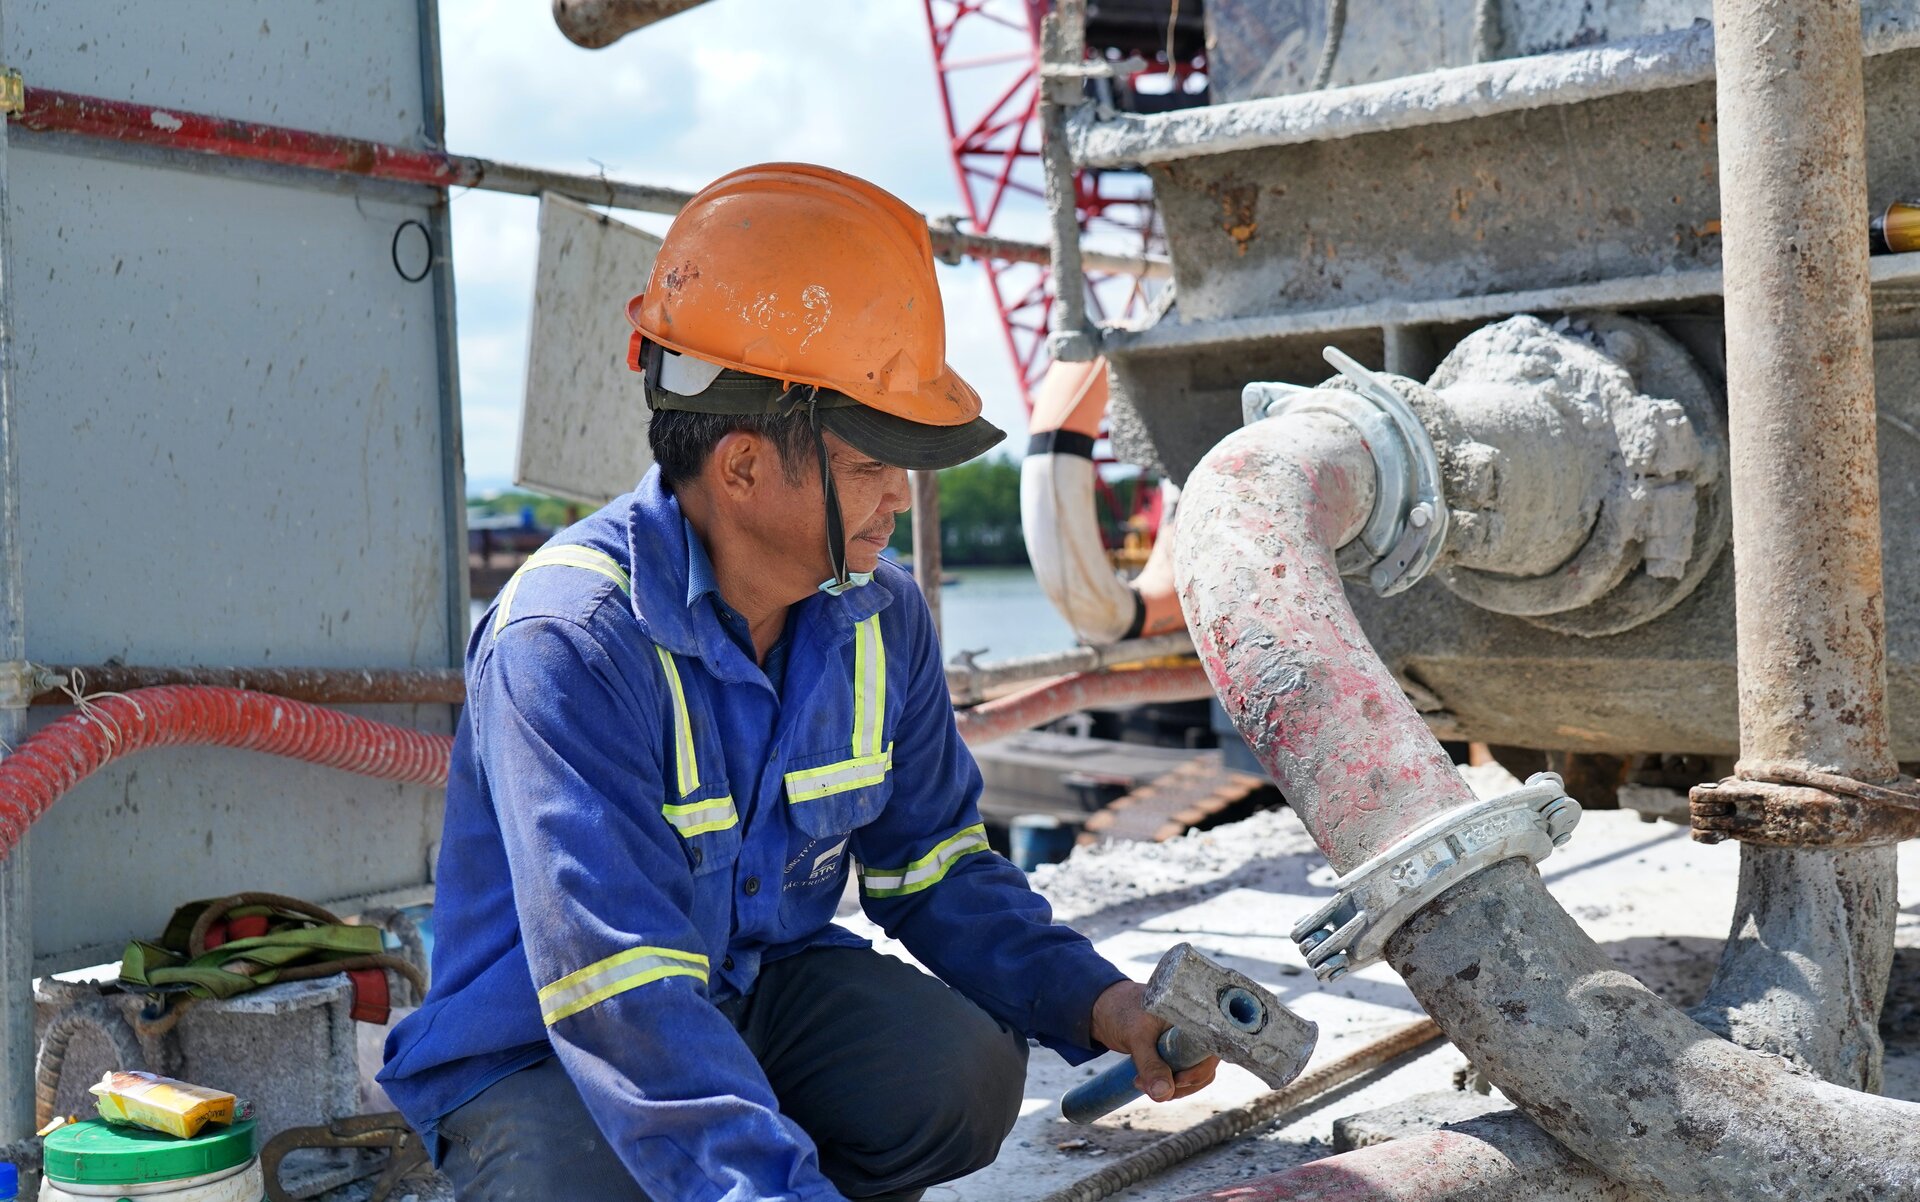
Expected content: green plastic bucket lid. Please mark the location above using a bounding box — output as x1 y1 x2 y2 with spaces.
42 1117 255 1186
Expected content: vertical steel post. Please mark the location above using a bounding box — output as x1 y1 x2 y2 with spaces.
911 470 943 644
0 14 31 1145
1703 0 1896 1090
1041 0 1095 362
417 0 472 667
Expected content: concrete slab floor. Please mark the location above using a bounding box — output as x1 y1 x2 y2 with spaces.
829 764 1920 1202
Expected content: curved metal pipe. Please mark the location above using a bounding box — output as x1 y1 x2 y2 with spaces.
1175 410 1920 1198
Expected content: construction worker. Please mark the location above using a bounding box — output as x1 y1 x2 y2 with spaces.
379 163 1216 1201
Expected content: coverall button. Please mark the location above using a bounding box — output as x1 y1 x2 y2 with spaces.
723 955 734 971
690 846 703 866
743 876 761 896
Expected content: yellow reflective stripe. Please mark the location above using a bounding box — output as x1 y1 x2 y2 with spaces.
852 615 886 760
785 747 893 803
662 795 737 837
538 945 709 1024
859 824 991 898
492 545 633 635
655 647 700 796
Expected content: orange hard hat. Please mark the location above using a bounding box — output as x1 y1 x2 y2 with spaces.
627 163 1003 470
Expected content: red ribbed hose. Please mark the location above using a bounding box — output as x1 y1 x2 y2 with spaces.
0 686 454 856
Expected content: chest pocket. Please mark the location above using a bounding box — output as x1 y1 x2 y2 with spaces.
784 614 892 838
655 647 743 876
495 545 741 874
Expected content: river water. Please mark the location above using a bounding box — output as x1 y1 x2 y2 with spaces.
470 564 1075 663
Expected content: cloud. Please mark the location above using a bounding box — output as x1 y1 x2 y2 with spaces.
439 0 1044 491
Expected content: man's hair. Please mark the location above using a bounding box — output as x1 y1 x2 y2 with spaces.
647 384 815 490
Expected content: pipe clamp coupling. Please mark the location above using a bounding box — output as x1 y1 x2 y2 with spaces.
1241 347 1448 596
1290 773 1580 981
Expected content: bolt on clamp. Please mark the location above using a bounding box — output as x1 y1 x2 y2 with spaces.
1291 773 1581 981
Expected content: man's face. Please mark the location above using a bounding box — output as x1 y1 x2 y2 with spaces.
825 438 913 576
733 432 911 598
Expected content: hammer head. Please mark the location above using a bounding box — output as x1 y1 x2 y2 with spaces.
1144 943 1317 1088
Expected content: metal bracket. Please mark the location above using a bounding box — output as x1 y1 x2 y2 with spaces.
1290 773 1581 981
0 661 35 710
0 70 22 118
1241 345 1448 596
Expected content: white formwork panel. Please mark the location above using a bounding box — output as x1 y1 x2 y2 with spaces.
517 193 662 505
0 1 464 971
8 0 430 144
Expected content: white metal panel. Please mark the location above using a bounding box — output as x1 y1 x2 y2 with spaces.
1 2 460 970
517 194 661 504
6 0 429 144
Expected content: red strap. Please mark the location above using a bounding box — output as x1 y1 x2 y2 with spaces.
347 968 391 1025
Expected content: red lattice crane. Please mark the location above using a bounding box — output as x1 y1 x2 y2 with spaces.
920 0 1207 408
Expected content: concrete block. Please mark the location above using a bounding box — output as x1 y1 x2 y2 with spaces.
35 976 359 1145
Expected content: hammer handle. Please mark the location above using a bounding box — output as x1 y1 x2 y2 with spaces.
1061 1026 1206 1125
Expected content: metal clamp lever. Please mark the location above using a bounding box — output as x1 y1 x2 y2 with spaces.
1291 773 1580 981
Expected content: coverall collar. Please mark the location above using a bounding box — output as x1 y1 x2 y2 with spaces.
625 469 893 682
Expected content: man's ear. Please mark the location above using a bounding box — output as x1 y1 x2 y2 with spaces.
709 431 765 502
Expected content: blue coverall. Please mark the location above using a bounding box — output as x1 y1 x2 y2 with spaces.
380 469 1127 1200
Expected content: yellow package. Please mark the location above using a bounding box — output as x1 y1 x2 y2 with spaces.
89 1070 236 1138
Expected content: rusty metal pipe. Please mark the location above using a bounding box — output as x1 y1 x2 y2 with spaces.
953 666 1213 746
1176 409 1920 1198
945 633 1194 704
30 665 466 707
10 88 1168 281
551 0 717 47
1691 0 1899 1092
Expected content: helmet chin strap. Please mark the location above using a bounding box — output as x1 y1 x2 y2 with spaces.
786 384 873 596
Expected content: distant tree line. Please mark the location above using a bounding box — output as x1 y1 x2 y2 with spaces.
471 454 1146 569
888 454 1146 568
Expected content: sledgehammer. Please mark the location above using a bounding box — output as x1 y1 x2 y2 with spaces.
1061 943 1317 1124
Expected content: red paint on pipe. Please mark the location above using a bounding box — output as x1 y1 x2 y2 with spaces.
0 686 454 858
16 88 464 187
1174 412 1470 871
1166 1124 1630 1202
954 666 1214 745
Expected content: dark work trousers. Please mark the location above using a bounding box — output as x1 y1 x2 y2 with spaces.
437 945 1032 1202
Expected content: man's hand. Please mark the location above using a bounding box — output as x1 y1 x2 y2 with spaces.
1089 980 1218 1103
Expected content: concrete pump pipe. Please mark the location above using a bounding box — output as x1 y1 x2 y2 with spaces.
1173 409 1920 1199
1022 359 1184 646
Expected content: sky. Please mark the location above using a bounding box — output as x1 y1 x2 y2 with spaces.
437 0 1045 494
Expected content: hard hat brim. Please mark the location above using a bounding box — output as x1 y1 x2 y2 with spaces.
819 402 1006 471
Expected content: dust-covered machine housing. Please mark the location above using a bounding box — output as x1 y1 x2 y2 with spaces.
1091 0 1920 762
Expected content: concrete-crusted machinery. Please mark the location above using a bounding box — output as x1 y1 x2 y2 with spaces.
1041 0 1920 1197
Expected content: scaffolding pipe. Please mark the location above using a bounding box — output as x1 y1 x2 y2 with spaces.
911 471 944 645
9 87 1169 281
1175 409 1920 1198
945 633 1194 703
29 665 466 708
1687 0 1900 1093
953 666 1213 746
